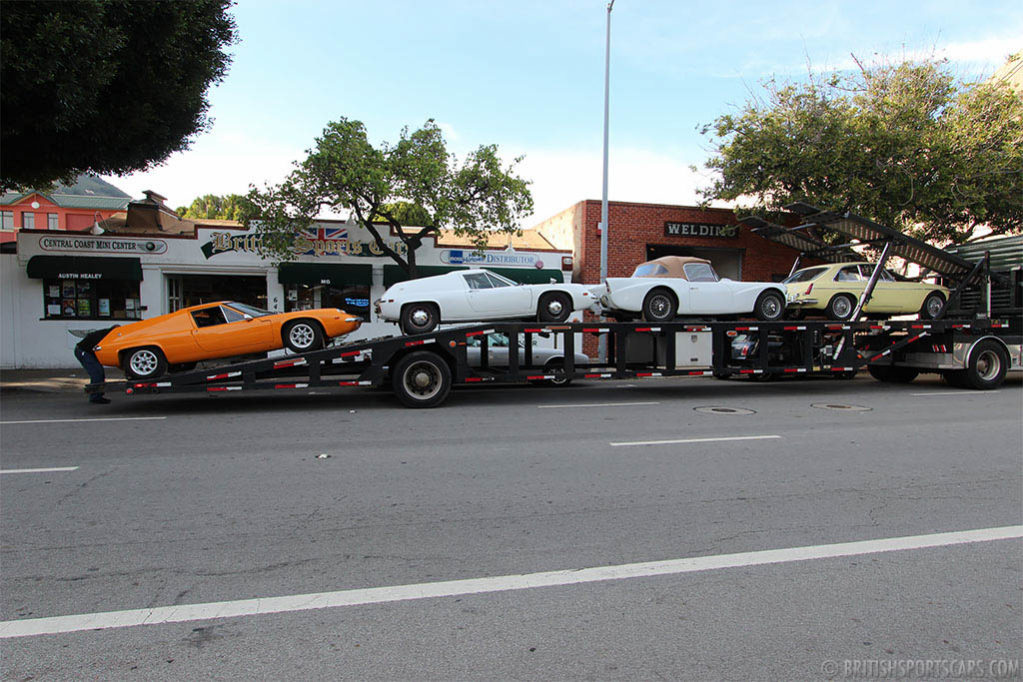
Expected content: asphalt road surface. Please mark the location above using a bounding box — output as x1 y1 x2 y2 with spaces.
2 374 1021 680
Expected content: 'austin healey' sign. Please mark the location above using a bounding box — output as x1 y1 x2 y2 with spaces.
664 222 739 239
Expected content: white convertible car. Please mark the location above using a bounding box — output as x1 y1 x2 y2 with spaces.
601 256 788 322
375 269 601 335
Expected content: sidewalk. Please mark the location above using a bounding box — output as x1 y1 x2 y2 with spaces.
0 368 93 394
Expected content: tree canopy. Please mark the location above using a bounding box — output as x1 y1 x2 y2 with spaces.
698 55 1023 244
1 0 237 191
246 118 533 277
176 194 256 222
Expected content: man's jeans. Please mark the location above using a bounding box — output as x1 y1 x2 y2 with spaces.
74 347 106 402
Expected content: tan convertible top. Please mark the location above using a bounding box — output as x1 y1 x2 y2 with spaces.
634 256 712 279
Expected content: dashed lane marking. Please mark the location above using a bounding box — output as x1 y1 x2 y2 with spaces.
0 417 167 425
610 434 781 447
0 467 79 475
4 525 1017 638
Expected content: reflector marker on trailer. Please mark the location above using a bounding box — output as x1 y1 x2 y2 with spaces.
783 368 808 373
783 326 807 331
584 372 614 379
463 376 495 383
524 328 545 334
871 349 892 361
688 370 714 376
206 371 242 381
208 386 242 392
583 327 610 333
830 367 855 372
527 375 555 381
685 325 711 332
739 369 764 374
826 324 851 330
636 372 663 378
273 358 307 369
337 380 373 387
952 324 972 329
634 327 662 332
911 324 932 330
734 326 759 332
404 338 437 347
274 383 309 389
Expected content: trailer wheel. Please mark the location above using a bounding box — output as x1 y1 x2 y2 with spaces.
283 320 324 353
949 339 1008 390
919 292 946 320
642 289 677 322
537 293 572 323
400 303 439 336
826 294 856 321
867 364 919 383
124 347 167 379
392 351 452 408
754 290 786 321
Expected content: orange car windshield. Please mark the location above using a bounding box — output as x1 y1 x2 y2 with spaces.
226 302 272 318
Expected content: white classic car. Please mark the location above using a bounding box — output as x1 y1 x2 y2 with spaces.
375 269 601 335
601 256 788 322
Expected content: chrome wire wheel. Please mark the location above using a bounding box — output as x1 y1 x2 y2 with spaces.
923 293 944 319
129 349 160 377
829 295 853 320
288 322 316 350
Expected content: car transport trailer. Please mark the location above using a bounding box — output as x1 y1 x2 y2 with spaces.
90 315 1019 408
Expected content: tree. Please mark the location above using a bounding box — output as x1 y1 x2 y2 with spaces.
1 0 237 191
177 194 257 222
246 118 533 277
698 55 1023 244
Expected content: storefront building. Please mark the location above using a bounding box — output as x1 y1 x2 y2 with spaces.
533 200 804 284
2 221 571 368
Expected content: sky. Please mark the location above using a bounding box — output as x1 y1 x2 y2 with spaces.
104 0 1022 227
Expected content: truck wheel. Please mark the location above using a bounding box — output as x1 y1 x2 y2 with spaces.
754 290 786 321
537 293 572 323
283 320 324 353
953 339 1008 390
400 303 439 336
642 289 677 322
920 292 946 320
867 364 919 383
826 294 856 321
535 358 571 387
392 351 452 408
124 347 167 379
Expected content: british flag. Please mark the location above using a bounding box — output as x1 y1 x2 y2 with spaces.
296 226 348 255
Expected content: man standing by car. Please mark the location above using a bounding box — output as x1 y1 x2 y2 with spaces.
73 327 117 404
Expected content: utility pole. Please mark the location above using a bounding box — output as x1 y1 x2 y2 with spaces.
598 0 614 362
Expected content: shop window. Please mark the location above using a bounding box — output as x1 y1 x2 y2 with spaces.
48 213 59 230
43 278 141 320
1 211 12 231
285 284 371 319
22 212 35 229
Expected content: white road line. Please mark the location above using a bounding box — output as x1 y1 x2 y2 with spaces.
538 401 661 409
610 434 781 447
1 525 1018 639
0 467 79 475
910 392 999 397
0 416 167 425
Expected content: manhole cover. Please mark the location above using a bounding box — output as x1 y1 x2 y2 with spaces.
811 403 871 412
694 406 756 415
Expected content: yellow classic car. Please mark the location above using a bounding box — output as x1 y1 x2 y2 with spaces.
784 262 949 320
92 301 362 379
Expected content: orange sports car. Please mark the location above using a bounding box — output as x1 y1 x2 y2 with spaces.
92 301 362 379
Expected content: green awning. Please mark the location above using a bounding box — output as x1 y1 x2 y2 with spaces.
26 255 142 280
383 264 564 287
278 262 372 287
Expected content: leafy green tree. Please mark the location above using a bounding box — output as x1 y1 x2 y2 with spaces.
246 118 533 277
698 55 1023 243
1 0 236 191
177 194 257 222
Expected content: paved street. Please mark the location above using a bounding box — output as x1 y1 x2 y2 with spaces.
1 374 1020 680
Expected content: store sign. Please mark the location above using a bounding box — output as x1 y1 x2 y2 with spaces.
39 236 167 254
202 227 407 259
664 222 739 239
440 250 544 269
